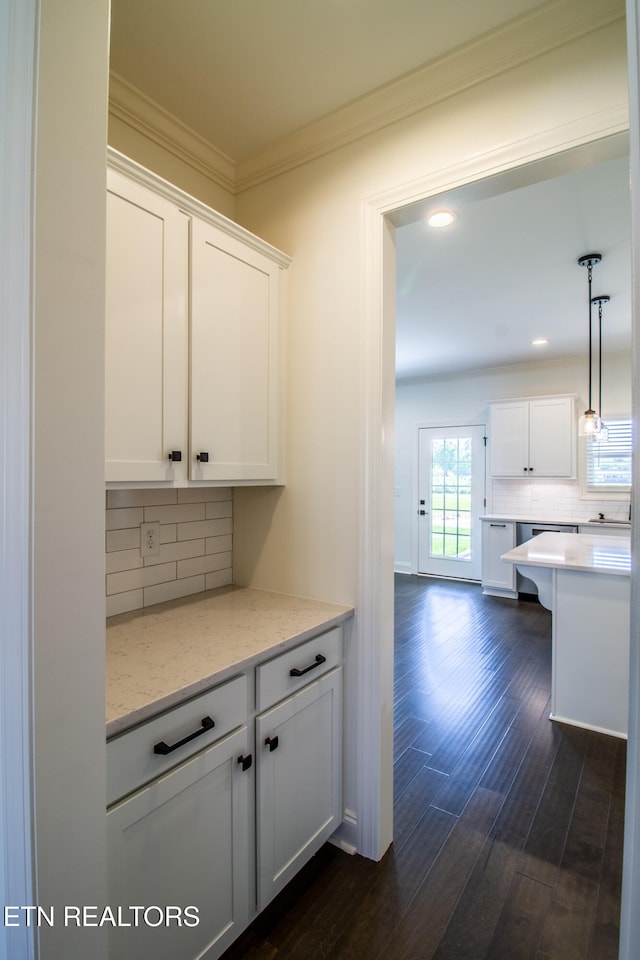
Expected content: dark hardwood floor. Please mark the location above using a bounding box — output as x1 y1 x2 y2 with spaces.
223 575 626 960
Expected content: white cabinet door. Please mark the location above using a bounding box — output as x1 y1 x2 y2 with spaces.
528 397 574 477
190 218 282 482
489 396 575 478
107 725 251 960
105 170 188 482
489 402 529 477
481 521 516 593
256 667 342 910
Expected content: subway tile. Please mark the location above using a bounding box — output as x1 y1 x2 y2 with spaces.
205 500 233 520
106 562 176 596
177 487 232 503
144 539 205 567
106 589 143 618
144 502 205 524
206 569 233 591
206 534 233 555
106 528 140 553
106 489 178 509
144 575 205 607
177 552 231 579
177 517 233 541
106 548 143 574
160 523 177 543
105 507 144 531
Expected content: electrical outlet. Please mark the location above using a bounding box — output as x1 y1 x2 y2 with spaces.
140 521 160 558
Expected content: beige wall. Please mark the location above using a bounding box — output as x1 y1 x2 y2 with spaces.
232 19 628 603
231 17 628 854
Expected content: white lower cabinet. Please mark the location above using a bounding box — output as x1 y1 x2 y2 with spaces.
481 520 517 598
107 725 251 960
107 626 344 960
256 666 342 909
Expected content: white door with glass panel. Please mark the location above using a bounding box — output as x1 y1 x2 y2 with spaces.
418 425 485 580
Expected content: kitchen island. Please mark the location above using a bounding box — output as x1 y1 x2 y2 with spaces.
502 532 630 738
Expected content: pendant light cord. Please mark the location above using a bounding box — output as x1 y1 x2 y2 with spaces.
587 260 593 412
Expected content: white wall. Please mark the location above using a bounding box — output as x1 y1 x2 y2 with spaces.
33 1 109 956
232 14 628 858
395 352 632 570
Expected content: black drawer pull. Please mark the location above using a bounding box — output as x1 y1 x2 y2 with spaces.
289 654 326 677
238 754 252 771
168 450 182 462
153 716 215 756
265 736 279 752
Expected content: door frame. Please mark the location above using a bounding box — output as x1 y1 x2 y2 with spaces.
412 420 487 577
360 121 630 870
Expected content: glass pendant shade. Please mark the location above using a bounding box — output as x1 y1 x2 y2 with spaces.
578 409 607 440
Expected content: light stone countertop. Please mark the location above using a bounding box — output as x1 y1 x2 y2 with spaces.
106 585 354 738
502 531 631 575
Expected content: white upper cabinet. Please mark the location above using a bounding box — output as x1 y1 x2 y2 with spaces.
190 219 281 481
105 170 189 482
105 151 290 486
489 396 576 478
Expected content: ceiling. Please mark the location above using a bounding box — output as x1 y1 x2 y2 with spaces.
109 0 552 162
395 151 632 380
108 1 630 381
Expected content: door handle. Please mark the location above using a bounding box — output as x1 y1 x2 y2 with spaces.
265 736 279 752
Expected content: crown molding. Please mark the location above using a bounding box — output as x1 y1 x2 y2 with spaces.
108 0 625 195
235 0 625 190
108 72 236 192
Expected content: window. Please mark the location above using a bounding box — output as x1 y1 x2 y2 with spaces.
585 418 632 492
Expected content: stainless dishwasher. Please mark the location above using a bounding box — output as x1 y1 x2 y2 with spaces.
515 522 578 596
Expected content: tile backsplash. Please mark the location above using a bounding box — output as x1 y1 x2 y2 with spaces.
106 488 233 617
490 478 630 522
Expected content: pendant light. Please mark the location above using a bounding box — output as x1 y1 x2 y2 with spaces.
577 253 605 438
592 293 610 441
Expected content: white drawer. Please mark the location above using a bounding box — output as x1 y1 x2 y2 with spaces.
107 673 247 806
256 627 342 712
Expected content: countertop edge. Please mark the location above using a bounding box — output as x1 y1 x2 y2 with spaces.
481 513 630 529
106 604 353 739
501 532 631 577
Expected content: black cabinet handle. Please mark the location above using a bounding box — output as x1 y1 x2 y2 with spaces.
168 450 182 462
196 452 209 462
289 654 326 677
265 736 279 752
237 754 252 771
153 716 215 755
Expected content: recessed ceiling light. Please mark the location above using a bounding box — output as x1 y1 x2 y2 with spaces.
531 338 549 346
427 209 456 228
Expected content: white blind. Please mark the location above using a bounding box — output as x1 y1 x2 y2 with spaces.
586 419 632 488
